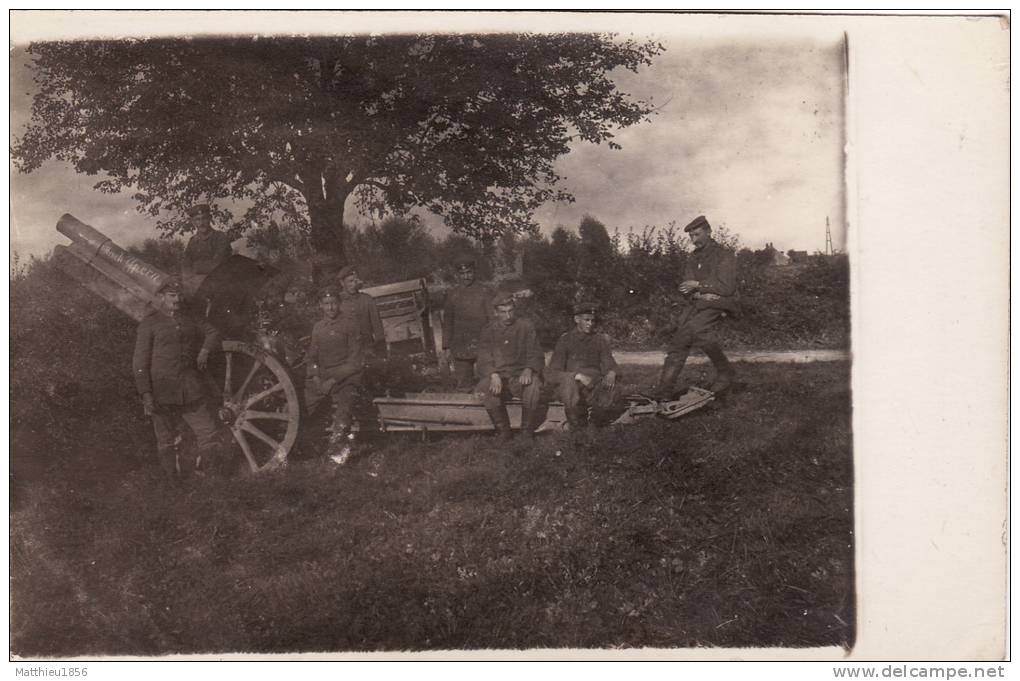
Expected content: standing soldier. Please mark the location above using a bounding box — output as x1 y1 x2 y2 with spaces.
133 278 225 481
441 254 494 387
305 286 364 465
475 290 545 441
547 302 622 437
655 215 739 398
181 203 233 297
336 265 385 352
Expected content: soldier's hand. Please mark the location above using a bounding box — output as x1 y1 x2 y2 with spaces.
320 377 337 394
519 368 534 386
141 393 156 417
574 372 593 388
197 348 210 370
489 373 503 396
679 280 700 295
604 370 617 388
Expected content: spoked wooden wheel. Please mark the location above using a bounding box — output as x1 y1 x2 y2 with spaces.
206 340 301 472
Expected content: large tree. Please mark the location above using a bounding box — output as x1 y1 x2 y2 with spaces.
13 34 662 260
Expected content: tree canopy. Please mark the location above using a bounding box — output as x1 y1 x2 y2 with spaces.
14 34 663 260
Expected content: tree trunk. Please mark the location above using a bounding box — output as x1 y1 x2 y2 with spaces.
306 195 347 262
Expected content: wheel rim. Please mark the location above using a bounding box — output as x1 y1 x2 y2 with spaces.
207 340 301 472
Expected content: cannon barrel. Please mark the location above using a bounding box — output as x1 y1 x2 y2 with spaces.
56 214 171 298
54 214 173 321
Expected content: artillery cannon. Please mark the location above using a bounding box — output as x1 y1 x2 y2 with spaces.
54 215 714 473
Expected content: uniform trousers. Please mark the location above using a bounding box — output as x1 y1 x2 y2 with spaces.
151 399 220 477
475 373 543 411
555 373 623 411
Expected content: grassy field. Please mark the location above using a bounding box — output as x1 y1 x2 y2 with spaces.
10 361 854 656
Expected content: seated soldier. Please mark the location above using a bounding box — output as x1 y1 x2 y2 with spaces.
305 286 364 465
475 289 545 441
547 302 623 439
181 203 233 298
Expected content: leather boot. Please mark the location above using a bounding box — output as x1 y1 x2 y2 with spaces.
654 352 688 400
703 344 734 394
487 406 513 441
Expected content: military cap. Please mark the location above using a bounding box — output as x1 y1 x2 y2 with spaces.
573 301 600 316
336 264 358 281
186 203 211 217
454 253 476 269
683 215 711 233
157 277 183 294
318 285 341 301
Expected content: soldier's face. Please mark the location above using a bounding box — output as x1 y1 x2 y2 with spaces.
161 291 182 314
320 297 340 319
575 313 596 334
690 225 712 249
189 213 211 232
457 266 475 285
495 302 515 325
340 274 360 294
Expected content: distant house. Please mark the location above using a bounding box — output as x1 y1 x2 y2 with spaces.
787 250 810 264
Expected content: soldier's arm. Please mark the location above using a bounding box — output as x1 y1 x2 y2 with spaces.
132 319 154 396
306 324 320 379
199 319 222 355
599 334 621 382
217 233 233 261
697 249 737 297
547 335 570 382
329 326 365 384
476 325 495 377
522 322 545 374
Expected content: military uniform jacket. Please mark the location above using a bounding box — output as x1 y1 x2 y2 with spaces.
442 282 494 359
476 317 545 378
339 291 385 345
683 240 739 313
547 329 620 382
133 310 221 405
183 229 233 276
307 314 364 383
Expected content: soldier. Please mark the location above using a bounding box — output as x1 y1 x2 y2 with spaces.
475 289 545 441
181 203 233 297
441 254 494 386
132 278 225 481
547 301 622 436
336 265 385 352
655 215 739 398
305 286 364 465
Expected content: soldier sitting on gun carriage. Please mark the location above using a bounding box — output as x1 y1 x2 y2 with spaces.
132 277 229 482
181 203 233 299
546 301 623 443
475 289 545 442
305 286 364 466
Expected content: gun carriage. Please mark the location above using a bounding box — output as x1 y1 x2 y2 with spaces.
54 215 713 473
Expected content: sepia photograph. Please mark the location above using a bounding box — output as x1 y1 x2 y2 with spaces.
7 10 1007 663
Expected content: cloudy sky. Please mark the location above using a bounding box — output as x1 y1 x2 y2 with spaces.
10 12 846 261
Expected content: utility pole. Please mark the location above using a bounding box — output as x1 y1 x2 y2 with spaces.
825 216 833 255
